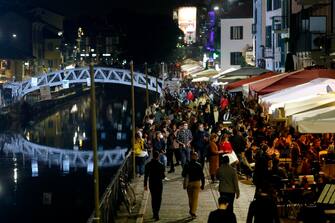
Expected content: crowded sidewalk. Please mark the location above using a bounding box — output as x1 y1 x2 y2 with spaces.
143 166 255 223
134 78 335 223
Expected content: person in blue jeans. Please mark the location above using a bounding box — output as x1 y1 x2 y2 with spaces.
177 121 193 166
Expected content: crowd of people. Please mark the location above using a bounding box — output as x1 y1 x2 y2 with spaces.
137 81 334 222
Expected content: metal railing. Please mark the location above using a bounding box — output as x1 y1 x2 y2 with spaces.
87 151 134 223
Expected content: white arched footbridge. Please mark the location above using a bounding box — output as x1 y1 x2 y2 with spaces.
4 67 163 99
0 134 128 169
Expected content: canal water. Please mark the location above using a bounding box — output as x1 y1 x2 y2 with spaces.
0 85 149 223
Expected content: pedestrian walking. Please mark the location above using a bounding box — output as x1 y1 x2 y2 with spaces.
193 123 209 168
209 133 222 182
144 151 166 221
182 151 205 218
134 132 147 177
208 196 237 223
246 188 280 223
216 156 240 213
176 121 193 166
167 123 180 173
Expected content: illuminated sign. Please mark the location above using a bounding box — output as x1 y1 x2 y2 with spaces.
177 7 197 44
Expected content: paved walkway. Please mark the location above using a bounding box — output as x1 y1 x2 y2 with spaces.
143 164 255 223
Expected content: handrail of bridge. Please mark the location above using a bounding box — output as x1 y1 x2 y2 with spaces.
87 151 134 223
1 134 128 168
2 67 164 99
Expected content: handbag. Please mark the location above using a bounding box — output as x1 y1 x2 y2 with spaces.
183 175 189 189
223 151 239 165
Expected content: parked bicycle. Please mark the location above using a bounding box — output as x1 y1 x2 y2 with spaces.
119 172 136 214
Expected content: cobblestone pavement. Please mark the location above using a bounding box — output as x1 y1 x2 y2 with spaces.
143 164 255 223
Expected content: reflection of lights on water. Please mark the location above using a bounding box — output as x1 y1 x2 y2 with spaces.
83 132 86 138
79 139 83 147
118 124 123 131
70 104 78 113
117 132 122 140
13 157 17 163
13 168 18 184
122 133 127 140
63 157 70 173
122 100 128 112
73 145 79 151
87 162 94 174
31 160 38 177
77 126 80 131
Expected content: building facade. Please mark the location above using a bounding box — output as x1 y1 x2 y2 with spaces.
253 0 288 72
289 0 333 69
254 0 335 71
0 8 65 81
220 17 253 71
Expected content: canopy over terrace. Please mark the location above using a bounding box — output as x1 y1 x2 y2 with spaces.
225 71 276 92
218 67 270 79
191 69 219 82
261 78 335 103
249 69 335 95
292 106 335 124
181 59 203 76
260 78 335 113
284 93 335 116
296 108 335 133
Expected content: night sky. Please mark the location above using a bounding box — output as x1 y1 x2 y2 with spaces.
8 0 178 16
0 0 190 63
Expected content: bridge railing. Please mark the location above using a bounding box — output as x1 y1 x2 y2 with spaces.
3 67 163 100
87 151 134 223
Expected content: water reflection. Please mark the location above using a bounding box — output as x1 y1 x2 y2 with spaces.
24 89 137 150
0 86 147 223
0 134 127 175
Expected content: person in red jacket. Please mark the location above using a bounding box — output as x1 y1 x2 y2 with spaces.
219 136 233 154
220 96 229 111
186 90 194 101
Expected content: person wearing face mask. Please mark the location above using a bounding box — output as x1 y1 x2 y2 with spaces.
193 123 209 169
203 107 214 128
177 121 193 166
152 131 166 154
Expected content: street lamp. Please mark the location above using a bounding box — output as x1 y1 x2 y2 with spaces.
214 6 219 11
12 33 17 38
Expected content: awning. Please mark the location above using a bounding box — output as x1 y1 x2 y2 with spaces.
284 93 335 116
212 67 238 79
250 68 335 95
218 67 271 79
226 71 276 91
297 108 335 133
292 106 335 123
298 117 335 133
260 78 335 112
